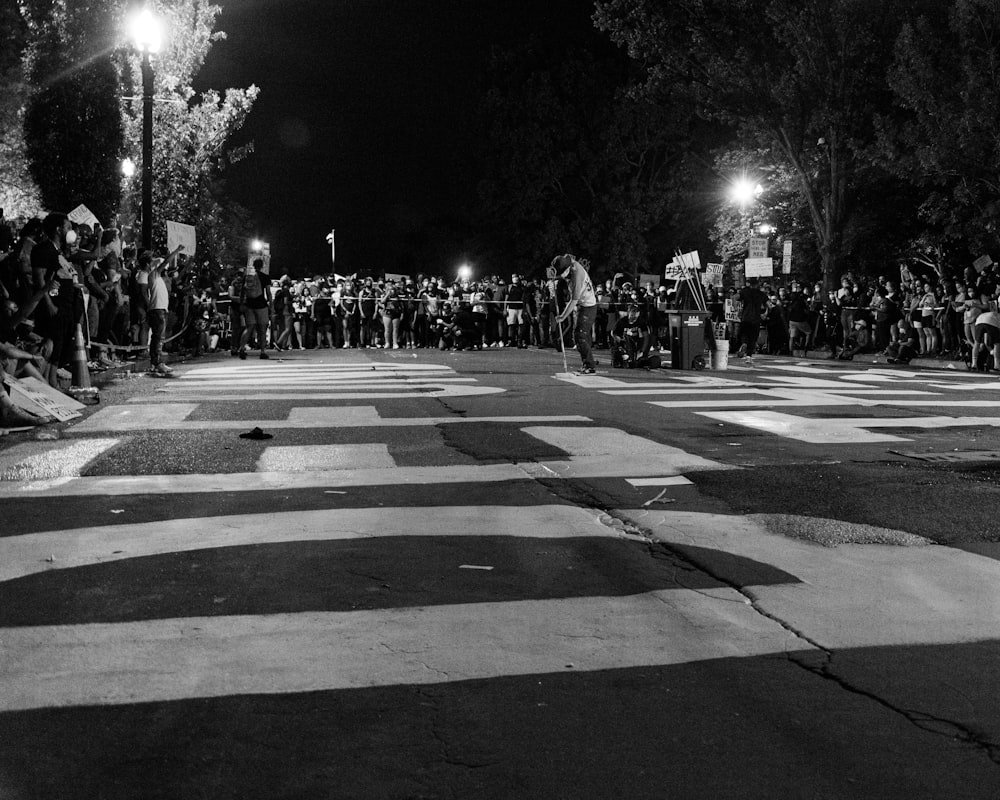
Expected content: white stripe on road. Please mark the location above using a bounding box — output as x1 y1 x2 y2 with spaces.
0 589 799 712
72 405 591 432
0 505 622 583
627 477 693 487
0 439 120 481
134 386 506 401
0 444 731 498
698 411 1000 444
256 444 395 472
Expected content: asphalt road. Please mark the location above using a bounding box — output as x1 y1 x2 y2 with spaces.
2 345 1000 799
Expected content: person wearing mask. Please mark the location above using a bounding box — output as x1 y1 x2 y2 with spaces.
552 253 598 374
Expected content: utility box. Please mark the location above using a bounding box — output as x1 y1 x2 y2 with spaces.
668 310 710 370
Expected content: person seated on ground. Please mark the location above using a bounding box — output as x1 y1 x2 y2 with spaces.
1 280 56 384
611 303 652 367
434 302 456 350
0 361 47 428
839 318 872 359
452 301 480 350
886 318 919 364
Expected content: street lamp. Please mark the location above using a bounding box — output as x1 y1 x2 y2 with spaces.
121 157 136 178
131 8 161 252
457 263 472 283
729 178 763 209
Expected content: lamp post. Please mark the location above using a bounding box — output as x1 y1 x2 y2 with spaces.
132 8 161 252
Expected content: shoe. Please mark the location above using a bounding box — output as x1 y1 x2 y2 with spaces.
259 352 270 359
238 350 247 360
580 366 596 375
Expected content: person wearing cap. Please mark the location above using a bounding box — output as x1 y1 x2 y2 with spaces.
611 303 651 368
839 317 872 360
551 253 598 373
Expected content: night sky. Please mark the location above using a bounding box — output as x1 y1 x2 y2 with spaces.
194 0 597 275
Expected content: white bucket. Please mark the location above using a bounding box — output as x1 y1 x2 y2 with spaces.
711 339 730 371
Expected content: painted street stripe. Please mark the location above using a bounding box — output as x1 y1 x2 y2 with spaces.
0 505 618 583
0 589 798 712
624 508 1000 650
256 444 395 472
0 434 731 497
698 411 1000 444
0 439 120 481
133 385 507 401
72 405 591 432
627 477 693 487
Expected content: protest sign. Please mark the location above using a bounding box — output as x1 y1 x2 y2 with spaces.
246 242 271 274
748 237 769 259
724 299 743 322
744 257 774 278
782 240 792 274
703 263 724 288
638 273 660 289
2 375 83 422
973 255 993 273
385 272 409 284
166 221 197 257
67 204 100 228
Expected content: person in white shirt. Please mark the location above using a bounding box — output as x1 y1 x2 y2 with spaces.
552 253 598 374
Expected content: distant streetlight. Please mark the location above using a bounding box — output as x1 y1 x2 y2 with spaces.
131 7 162 252
121 158 136 178
758 223 774 235
729 178 763 209
251 239 264 253
457 263 472 282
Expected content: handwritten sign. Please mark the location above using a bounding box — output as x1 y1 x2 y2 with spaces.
724 299 743 322
973 255 993 273
703 263 724 288
166 221 197 257
782 240 793 274
744 257 774 278
748 237 769 259
67 204 99 228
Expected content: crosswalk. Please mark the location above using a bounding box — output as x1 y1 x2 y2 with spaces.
558 361 1000 443
2 356 771 715
5 354 1000 796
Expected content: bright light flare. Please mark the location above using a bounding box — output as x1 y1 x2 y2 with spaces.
131 8 162 53
251 239 264 252
729 179 763 207
457 263 472 282
121 158 136 178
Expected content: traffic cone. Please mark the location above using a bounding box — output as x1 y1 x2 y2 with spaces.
71 323 92 389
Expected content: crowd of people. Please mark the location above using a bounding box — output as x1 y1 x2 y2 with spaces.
4 206 1000 428
724 266 1000 368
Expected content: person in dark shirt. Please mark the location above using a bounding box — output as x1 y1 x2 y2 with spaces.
611 304 651 367
737 278 768 358
785 281 812 357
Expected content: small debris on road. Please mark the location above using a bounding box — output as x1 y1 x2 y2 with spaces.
459 564 494 570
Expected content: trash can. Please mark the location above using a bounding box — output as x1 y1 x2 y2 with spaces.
668 310 710 370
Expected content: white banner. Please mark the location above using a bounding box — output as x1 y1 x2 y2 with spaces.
744 257 774 278
166 221 197 257
782 240 792 274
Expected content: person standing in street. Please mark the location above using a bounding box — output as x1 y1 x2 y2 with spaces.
142 245 184 375
552 253 598 374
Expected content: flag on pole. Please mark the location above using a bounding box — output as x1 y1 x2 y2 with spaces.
326 229 336 264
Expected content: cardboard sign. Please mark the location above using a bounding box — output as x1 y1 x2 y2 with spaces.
703 263 724 287
748 237 769 259
2 375 83 422
67 204 100 228
724 299 743 322
973 255 993 273
166 221 197 257
638 273 660 289
782 240 793 274
384 273 408 284
744 257 774 278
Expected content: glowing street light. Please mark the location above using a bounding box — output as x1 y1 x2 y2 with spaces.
758 223 774 235
457 263 472 282
131 7 163 251
729 178 763 209
251 239 264 252
121 158 136 178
